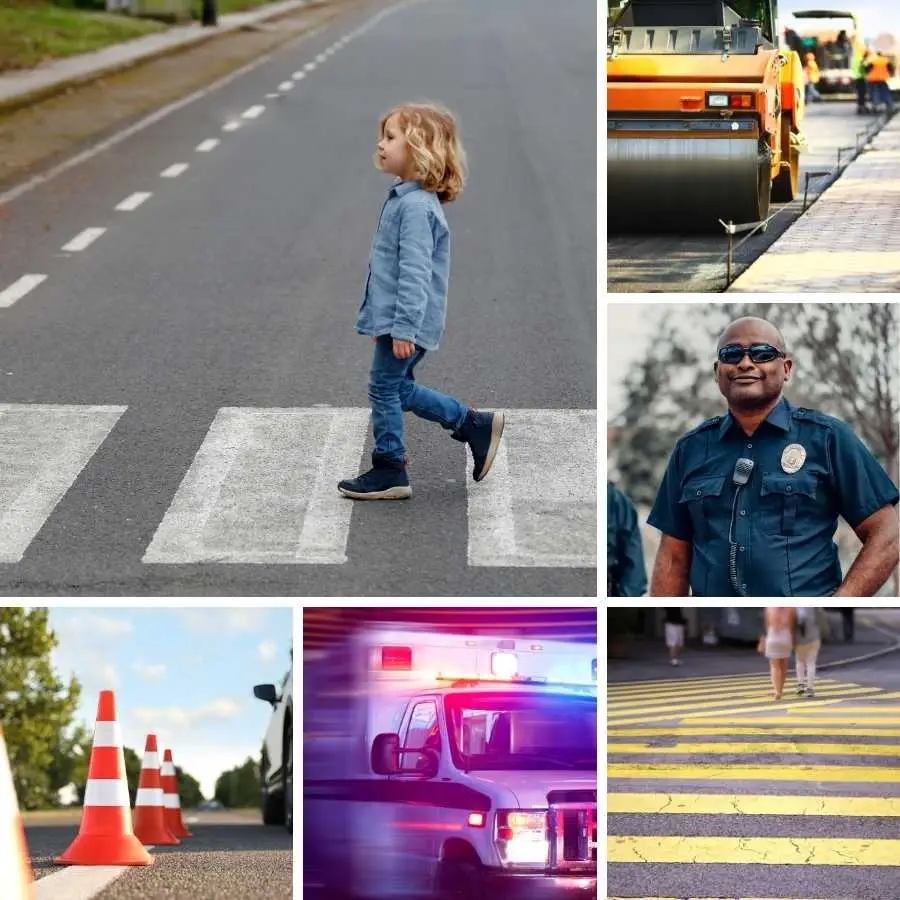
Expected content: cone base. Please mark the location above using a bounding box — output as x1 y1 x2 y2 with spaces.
55 832 153 867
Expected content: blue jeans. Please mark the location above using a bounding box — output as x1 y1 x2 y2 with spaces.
368 336 468 464
869 81 893 110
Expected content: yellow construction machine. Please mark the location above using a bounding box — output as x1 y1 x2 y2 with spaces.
607 0 805 231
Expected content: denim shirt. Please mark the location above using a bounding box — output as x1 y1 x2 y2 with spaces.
647 398 899 597
356 180 451 351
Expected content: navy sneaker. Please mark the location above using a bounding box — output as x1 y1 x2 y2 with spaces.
338 454 411 500
451 410 505 482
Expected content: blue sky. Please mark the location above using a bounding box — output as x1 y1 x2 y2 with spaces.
48 607 293 799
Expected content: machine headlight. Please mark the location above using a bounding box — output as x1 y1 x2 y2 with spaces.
707 93 729 107
495 810 549 866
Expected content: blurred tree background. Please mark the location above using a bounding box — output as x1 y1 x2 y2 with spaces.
609 302 899 594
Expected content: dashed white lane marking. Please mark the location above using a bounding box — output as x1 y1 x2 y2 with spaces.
292 71 306 80
161 163 189 178
265 92 280 99
278 80 294 91
315 53 327 63
242 105 265 119
115 191 152 211
223 120 242 132
0 274 47 308
34 865 129 900
195 138 220 152
0 405 126 563
303 62 316 72
466 409 597 568
61 227 106 252
143 407 370 565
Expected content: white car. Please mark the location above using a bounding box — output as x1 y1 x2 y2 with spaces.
253 657 293 832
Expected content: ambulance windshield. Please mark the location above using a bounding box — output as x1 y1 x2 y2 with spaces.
444 691 596 772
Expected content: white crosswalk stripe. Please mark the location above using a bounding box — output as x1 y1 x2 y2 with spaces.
0 405 596 567
0 404 126 563
143 407 370 564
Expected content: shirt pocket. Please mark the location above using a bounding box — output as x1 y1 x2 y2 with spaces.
679 475 727 540
759 473 818 535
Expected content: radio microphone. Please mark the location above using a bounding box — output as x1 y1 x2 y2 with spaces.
729 458 755 596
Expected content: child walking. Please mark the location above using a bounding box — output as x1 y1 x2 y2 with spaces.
338 102 504 500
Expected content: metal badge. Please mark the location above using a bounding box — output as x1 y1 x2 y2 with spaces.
781 443 807 474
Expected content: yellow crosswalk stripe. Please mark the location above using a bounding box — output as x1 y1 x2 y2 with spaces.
609 726 900 737
608 763 900 782
607 741 900 756
607 793 900 815
607 682 874 708
609 835 900 865
608 698 845 726
688 716 900 726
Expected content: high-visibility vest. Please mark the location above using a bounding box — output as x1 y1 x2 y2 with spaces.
852 54 867 78
805 59 820 83
866 54 890 82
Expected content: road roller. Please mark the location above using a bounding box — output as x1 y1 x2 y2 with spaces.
607 0 805 232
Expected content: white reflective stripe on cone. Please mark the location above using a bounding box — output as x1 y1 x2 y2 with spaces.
163 795 179 808
92 721 124 748
141 751 160 770
135 787 164 807
84 779 130 807
160 761 176 776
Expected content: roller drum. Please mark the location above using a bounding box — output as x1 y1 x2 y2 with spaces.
607 133 769 233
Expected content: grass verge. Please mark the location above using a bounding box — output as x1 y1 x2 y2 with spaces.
0 2 168 73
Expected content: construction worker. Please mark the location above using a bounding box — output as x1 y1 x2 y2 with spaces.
803 52 821 104
853 48 871 113
865 50 895 113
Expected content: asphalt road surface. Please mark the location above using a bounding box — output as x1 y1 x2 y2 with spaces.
608 610 900 900
607 101 890 292
0 0 596 596
24 809 291 900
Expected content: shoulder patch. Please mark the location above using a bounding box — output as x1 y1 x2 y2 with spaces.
792 406 838 429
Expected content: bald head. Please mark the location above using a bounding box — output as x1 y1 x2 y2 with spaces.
717 317 786 353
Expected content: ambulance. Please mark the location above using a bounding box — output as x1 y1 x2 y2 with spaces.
303 627 598 899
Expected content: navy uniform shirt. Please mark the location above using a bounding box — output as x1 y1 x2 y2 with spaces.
608 482 648 596
648 398 899 597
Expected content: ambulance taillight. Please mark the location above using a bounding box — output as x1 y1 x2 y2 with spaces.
380 646 412 670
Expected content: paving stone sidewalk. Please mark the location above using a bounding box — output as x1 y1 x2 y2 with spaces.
608 614 900 683
0 0 311 110
728 111 900 293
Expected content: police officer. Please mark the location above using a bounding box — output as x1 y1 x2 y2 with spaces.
608 481 647 596
647 317 900 597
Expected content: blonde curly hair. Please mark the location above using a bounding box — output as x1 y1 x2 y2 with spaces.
375 102 468 204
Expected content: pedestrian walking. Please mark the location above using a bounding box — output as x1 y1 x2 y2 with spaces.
794 606 823 697
647 316 900 597
608 482 647 596
840 607 855 642
338 103 504 500
853 48 870 113
864 51 894 113
761 606 796 700
803 53 822 104
664 608 686 666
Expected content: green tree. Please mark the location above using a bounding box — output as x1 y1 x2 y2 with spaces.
214 757 259 808
176 767 204 808
0 608 81 810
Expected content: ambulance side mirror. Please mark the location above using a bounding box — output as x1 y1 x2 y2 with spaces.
371 733 401 775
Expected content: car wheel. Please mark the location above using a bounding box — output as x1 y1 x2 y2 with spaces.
284 718 293 833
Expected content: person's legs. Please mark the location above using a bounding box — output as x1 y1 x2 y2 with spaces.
768 660 779 698
795 648 808 694
856 78 868 111
775 658 787 698
396 351 468 432
805 640 821 695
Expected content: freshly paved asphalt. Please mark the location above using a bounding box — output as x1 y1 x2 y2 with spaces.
26 810 291 899
0 0 596 596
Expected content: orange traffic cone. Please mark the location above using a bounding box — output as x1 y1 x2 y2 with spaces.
132 735 179 846
0 727 35 899
161 750 192 839
55 691 152 866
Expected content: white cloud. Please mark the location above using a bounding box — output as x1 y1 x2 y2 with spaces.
175 608 269 634
55 614 134 639
133 662 167 682
131 698 243 730
257 641 278 662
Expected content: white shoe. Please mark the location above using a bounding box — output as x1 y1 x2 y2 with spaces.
671 659 681 667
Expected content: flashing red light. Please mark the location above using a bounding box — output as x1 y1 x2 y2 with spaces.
381 646 412 670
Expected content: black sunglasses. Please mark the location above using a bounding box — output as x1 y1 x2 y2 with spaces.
717 343 786 365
